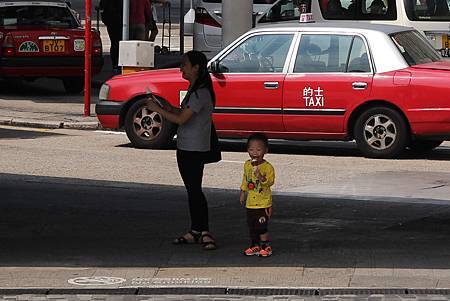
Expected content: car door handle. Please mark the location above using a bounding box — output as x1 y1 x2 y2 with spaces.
264 82 279 89
352 82 368 90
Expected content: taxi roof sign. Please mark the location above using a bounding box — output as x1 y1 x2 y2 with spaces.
299 13 314 23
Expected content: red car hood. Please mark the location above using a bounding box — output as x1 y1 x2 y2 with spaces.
107 68 188 102
411 61 450 71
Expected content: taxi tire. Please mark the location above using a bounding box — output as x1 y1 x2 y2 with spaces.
408 139 443 153
124 98 176 149
62 77 84 94
354 106 409 159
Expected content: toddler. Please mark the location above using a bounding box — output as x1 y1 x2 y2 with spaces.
240 133 275 257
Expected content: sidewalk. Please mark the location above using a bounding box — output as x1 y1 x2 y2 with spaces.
0 53 183 130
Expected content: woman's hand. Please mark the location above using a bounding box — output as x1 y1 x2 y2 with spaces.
145 97 161 113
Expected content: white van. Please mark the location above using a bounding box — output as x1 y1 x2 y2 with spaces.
258 0 450 57
193 0 277 58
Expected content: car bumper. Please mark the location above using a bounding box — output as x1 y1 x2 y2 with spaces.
0 56 104 77
95 100 124 129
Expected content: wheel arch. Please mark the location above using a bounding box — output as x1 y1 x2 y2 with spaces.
346 100 411 140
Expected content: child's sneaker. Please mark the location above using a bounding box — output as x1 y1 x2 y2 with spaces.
244 245 261 256
259 245 272 257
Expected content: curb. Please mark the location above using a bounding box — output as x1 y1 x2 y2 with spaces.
1 287 450 296
0 118 101 130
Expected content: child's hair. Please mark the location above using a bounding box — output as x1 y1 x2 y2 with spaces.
246 132 269 149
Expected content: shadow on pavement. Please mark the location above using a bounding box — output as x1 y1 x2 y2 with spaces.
2 172 450 268
0 128 65 139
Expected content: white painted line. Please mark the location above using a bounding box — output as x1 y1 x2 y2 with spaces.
94 130 126 135
220 160 243 164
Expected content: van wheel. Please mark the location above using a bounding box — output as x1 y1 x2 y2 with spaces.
124 98 176 149
354 107 409 158
62 77 84 94
408 139 443 153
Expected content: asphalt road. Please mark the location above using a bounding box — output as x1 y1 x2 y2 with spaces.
1 126 450 197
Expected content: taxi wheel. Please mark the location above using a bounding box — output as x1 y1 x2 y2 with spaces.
62 77 84 94
354 107 409 158
124 98 176 149
408 139 443 153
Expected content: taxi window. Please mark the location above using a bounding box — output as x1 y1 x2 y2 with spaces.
347 36 371 72
0 5 77 28
404 0 450 21
294 34 353 73
218 34 294 73
391 30 441 65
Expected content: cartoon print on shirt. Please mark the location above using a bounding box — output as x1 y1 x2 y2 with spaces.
303 86 324 107
246 168 263 193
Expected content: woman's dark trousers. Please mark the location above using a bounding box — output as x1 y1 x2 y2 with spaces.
177 150 209 232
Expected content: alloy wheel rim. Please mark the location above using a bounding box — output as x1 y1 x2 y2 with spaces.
363 113 397 150
132 106 162 140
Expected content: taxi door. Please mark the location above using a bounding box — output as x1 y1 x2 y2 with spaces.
211 33 296 132
283 33 373 135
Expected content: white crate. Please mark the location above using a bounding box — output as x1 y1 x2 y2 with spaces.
118 40 154 67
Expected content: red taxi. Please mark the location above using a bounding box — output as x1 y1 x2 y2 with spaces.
0 0 103 93
96 23 450 158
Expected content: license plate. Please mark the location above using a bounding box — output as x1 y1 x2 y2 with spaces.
43 39 65 52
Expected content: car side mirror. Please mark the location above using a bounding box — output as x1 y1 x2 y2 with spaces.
209 61 221 74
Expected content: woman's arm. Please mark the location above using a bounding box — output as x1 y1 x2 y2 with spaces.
146 98 193 125
158 100 182 114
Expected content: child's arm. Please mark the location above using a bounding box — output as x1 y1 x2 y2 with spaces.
240 162 248 205
265 206 272 218
239 190 246 205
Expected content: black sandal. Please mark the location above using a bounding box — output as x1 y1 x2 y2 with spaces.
200 232 217 250
173 230 201 245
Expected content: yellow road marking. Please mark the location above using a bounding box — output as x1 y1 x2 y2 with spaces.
0 125 50 132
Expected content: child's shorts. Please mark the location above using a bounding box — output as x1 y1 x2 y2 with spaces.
246 208 269 235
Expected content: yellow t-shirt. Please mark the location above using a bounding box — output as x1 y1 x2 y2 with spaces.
240 160 275 209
